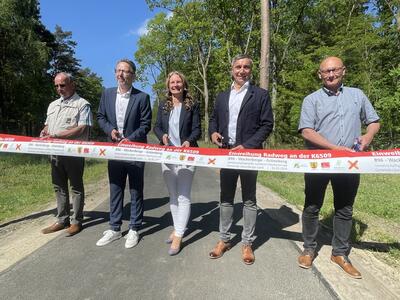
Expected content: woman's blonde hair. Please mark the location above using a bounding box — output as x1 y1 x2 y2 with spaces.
163 71 195 112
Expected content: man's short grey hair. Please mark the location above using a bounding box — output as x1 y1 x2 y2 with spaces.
116 59 136 74
231 54 253 68
55 72 74 83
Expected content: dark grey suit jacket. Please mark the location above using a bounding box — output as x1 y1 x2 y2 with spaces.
153 100 201 147
209 84 273 149
97 87 152 143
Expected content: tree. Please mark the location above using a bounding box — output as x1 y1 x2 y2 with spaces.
259 0 270 90
141 0 400 148
0 0 53 135
49 25 81 77
135 12 178 105
0 0 103 137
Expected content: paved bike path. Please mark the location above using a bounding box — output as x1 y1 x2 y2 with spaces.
0 163 334 299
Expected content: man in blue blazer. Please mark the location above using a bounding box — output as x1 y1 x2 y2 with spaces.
96 59 152 248
208 54 274 265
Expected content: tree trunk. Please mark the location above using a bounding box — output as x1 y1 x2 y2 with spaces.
202 63 209 143
259 0 270 90
270 51 278 146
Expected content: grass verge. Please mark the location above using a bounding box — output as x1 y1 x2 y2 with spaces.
0 153 107 223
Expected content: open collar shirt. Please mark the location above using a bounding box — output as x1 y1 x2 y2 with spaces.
298 85 380 149
115 86 132 137
228 81 249 145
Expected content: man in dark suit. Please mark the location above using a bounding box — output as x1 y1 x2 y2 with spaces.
96 59 152 248
208 54 274 265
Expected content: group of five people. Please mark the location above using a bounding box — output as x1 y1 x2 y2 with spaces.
39 54 380 279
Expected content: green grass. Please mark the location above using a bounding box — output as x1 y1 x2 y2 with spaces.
258 172 400 222
198 140 216 148
0 153 107 223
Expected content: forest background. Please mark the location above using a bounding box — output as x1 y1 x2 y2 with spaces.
1 0 399 148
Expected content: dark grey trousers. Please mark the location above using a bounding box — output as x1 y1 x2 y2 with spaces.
302 173 360 256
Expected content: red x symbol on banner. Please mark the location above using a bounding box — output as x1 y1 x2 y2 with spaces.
208 158 216 165
15 144 21 150
348 160 359 170
99 149 106 156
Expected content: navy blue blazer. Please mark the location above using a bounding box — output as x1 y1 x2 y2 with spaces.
97 87 152 143
153 100 201 147
209 84 273 149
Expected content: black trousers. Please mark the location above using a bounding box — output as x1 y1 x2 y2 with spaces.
302 173 360 256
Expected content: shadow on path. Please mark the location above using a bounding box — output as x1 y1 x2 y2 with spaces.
0 208 57 229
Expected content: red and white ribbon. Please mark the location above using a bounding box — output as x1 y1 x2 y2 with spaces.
1 134 399 174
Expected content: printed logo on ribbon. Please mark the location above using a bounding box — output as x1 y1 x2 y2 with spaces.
208 158 216 165
348 160 359 170
321 162 330 168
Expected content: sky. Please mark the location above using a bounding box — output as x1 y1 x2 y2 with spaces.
40 0 163 96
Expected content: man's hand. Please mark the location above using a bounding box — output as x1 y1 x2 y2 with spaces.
211 132 223 147
358 134 373 151
231 145 244 150
111 129 121 142
359 122 380 151
182 141 190 147
162 134 169 146
39 127 50 139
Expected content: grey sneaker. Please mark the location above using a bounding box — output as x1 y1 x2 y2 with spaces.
125 229 139 248
96 230 122 246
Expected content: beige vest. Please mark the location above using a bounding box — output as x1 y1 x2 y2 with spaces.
45 93 90 141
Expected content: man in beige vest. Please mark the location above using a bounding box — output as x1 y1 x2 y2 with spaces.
40 72 92 236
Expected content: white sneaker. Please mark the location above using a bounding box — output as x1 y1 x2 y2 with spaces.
96 230 122 246
125 229 139 248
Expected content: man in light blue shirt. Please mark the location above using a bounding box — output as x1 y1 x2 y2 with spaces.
297 56 380 279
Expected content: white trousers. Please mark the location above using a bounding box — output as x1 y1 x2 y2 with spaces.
161 164 195 237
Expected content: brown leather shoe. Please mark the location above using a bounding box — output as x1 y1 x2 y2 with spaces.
298 249 315 269
209 240 231 259
331 255 362 279
41 223 68 234
66 224 82 236
242 244 255 265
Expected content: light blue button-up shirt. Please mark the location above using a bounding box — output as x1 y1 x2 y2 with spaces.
298 86 379 149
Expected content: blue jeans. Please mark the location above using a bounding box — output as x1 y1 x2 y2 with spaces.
108 160 144 231
302 173 360 256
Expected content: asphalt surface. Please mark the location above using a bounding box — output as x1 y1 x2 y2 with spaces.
0 163 335 300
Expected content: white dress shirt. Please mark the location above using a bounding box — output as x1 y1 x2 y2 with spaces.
228 81 249 145
115 87 132 137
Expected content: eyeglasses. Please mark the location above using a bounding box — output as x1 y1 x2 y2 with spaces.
54 84 66 88
319 67 344 76
115 69 133 75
